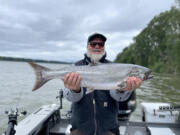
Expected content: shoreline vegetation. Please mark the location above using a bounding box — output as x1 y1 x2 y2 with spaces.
0 56 71 64
115 6 180 74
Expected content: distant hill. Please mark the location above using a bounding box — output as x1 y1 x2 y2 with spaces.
114 7 180 74
0 56 70 64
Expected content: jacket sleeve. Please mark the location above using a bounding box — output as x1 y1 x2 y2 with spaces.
63 87 84 102
110 90 133 102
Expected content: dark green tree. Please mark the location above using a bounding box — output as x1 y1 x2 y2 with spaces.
114 7 180 73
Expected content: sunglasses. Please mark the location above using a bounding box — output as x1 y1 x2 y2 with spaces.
89 42 105 47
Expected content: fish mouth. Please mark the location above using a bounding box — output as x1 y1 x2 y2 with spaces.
143 70 153 80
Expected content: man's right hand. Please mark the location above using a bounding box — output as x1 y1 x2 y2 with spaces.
64 72 81 93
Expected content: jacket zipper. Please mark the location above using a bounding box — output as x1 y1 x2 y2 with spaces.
93 93 97 135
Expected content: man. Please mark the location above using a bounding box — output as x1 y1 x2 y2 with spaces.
63 33 142 135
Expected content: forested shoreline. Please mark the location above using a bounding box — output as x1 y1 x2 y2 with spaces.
115 6 180 74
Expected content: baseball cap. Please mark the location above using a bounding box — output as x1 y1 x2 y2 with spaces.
87 33 107 43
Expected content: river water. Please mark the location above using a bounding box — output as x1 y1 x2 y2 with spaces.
0 61 180 134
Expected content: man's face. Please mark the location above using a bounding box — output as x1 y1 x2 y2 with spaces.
87 38 105 55
87 38 105 63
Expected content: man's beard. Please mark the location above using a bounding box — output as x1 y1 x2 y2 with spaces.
86 49 105 63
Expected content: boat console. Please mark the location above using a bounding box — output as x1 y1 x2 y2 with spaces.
118 102 180 135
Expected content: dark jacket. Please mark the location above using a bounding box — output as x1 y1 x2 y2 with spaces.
71 54 119 135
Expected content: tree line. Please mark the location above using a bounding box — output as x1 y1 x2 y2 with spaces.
115 6 180 74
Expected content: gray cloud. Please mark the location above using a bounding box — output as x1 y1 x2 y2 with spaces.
0 0 174 62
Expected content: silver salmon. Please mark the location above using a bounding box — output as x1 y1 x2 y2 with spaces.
29 62 152 91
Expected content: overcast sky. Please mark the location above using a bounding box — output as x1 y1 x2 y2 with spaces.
0 0 175 62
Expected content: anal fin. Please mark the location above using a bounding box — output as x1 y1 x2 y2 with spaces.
86 87 94 94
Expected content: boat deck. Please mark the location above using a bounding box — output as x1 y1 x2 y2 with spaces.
12 104 180 135
50 120 180 135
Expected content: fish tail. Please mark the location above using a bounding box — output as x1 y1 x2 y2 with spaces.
28 62 51 91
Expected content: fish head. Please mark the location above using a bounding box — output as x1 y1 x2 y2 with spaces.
117 65 152 90
128 66 152 80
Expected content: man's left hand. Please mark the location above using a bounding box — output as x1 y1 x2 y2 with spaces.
121 77 142 91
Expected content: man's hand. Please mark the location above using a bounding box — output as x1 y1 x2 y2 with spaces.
121 76 142 91
64 72 81 93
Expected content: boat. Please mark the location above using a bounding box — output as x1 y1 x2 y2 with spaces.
3 90 180 135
